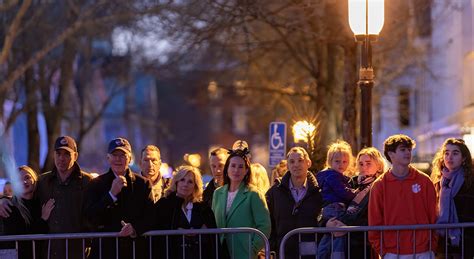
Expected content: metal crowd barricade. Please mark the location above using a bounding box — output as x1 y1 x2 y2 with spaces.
144 227 271 259
0 227 270 259
279 222 474 259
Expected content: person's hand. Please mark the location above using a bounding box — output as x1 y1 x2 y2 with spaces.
325 217 339 227
119 220 136 238
41 199 55 221
327 218 347 237
0 198 13 218
110 176 127 196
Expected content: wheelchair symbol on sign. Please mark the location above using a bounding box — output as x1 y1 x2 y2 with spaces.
270 124 284 150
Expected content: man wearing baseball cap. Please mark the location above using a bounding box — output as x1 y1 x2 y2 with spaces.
85 137 154 259
37 135 93 259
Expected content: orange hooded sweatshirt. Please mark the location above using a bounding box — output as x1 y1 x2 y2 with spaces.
368 166 438 255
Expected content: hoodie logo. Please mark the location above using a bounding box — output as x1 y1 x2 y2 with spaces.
412 183 421 193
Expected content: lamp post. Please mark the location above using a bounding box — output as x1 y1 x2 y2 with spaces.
348 0 384 148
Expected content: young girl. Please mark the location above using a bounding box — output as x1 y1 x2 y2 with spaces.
316 140 358 259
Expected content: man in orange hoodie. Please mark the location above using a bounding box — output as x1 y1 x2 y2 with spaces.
369 134 437 258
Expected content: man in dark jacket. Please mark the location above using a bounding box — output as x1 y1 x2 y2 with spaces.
266 147 323 258
202 147 228 207
37 136 93 259
85 137 155 259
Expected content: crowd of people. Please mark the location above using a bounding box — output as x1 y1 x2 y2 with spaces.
0 134 473 259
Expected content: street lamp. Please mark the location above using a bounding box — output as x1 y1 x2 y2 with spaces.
292 120 317 152
348 0 384 148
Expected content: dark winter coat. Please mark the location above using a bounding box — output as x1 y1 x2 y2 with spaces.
154 192 217 259
2 197 48 259
265 171 323 258
85 169 155 259
36 163 93 259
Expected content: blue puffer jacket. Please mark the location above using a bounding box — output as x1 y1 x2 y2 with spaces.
316 168 356 204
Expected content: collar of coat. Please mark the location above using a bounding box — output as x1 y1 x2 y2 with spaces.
279 171 319 193
50 162 84 182
215 182 250 221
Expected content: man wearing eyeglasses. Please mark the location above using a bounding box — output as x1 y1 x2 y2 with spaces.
265 147 323 258
84 137 154 259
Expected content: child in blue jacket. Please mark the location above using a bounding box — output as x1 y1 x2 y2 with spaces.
316 140 358 259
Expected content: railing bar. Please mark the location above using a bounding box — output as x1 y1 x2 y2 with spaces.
232 234 235 259
199 234 202 259
397 230 400 255
116 237 119 259
132 239 136 259
364 231 367 259
429 228 432 255
299 233 302 259
461 227 465 259
379 230 382 256
412 229 416 254
48 239 51 259
99 238 102 259
149 236 152 259
347 231 351 259
248 233 251 259
83 238 86 259
32 240 36 259
315 233 318 259
215 234 218 259
166 235 169 259
66 239 69 259
182 234 186 258
445 228 448 259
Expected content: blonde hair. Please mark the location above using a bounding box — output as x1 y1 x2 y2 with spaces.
250 163 270 194
165 165 203 203
356 147 385 177
12 165 38 226
270 160 287 184
325 140 355 176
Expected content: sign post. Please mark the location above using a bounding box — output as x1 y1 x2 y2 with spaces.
269 122 287 168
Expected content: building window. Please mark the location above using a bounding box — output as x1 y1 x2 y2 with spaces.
399 89 410 127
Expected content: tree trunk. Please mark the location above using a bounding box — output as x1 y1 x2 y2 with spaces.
25 67 40 173
42 38 76 172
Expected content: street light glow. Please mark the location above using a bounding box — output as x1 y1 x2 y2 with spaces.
349 0 385 36
292 121 316 143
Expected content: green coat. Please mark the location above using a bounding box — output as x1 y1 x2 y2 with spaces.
212 183 271 259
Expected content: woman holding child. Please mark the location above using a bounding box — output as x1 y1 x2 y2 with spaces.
318 144 384 259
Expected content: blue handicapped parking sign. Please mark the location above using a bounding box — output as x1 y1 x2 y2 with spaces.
269 122 286 167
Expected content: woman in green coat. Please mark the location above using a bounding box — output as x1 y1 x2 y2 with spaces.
212 148 271 259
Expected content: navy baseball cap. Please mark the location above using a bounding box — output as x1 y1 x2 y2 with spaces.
108 137 132 155
54 136 77 153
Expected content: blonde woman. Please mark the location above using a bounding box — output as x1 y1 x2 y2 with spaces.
3 166 54 258
250 163 270 195
155 165 217 259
